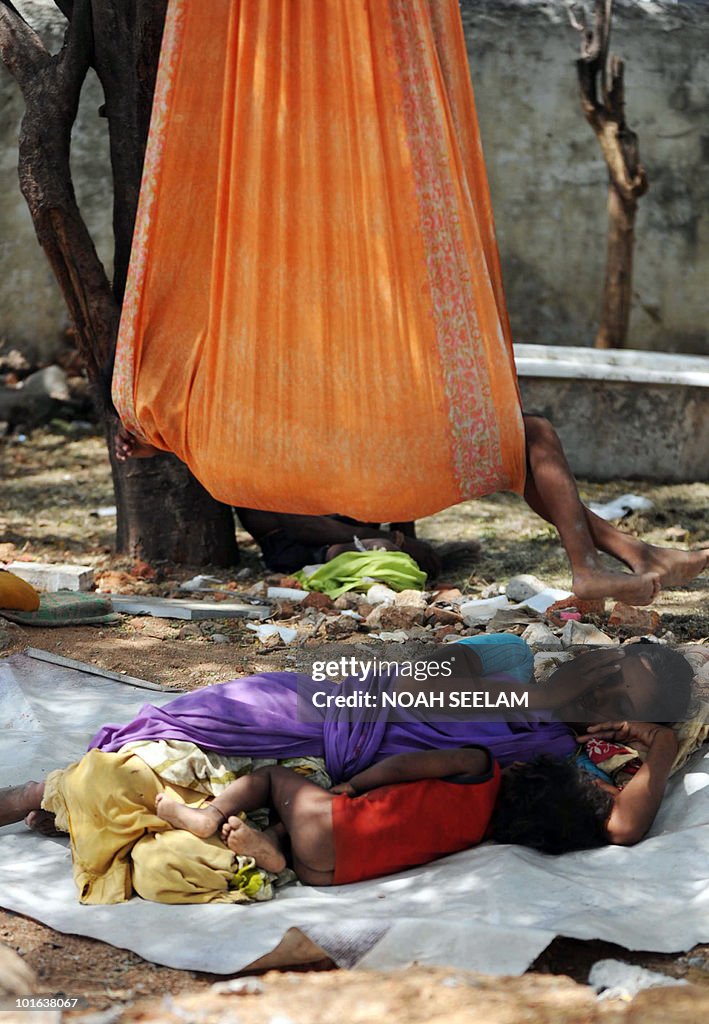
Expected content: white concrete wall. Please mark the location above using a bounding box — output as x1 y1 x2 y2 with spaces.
463 0 709 352
1 0 707 359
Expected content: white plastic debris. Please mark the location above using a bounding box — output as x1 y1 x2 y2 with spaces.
459 595 510 625
246 624 298 644
90 505 117 518
267 587 308 602
588 494 655 522
588 958 687 1001
179 574 224 592
521 588 573 614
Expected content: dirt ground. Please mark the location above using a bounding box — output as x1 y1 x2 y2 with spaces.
2 428 709 1021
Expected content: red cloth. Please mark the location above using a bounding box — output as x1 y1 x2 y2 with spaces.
331 761 501 885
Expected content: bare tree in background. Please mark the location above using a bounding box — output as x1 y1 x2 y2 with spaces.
566 0 648 349
0 0 239 565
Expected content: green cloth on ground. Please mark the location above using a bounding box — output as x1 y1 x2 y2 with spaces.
0 590 120 627
294 550 426 598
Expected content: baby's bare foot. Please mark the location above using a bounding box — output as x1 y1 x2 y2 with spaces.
221 816 286 873
572 568 661 606
154 793 224 838
632 547 709 589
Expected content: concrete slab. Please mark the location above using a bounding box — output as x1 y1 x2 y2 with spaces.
6 561 94 592
108 595 272 621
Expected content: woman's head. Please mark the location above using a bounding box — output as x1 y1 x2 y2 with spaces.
490 757 614 854
553 642 694 726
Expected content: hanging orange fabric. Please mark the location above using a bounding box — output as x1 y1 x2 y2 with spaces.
113 0 526 522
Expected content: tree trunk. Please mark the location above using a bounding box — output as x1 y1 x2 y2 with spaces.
0 0 239 566
596 183 637 350
569 0 648 349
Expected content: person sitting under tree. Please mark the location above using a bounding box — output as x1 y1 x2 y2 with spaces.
115 414 707 602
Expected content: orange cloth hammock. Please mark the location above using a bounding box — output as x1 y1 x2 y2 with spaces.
113 0 525 522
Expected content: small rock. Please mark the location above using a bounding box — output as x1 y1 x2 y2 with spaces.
560 620 618 647
544 596 606 627
333 594 361 611
273 600 298 619
325 615 359 639
521 623 564 652
0 542 17 561
246 581 268 598
278 576 302 589
366 604 425 631
130 560 158 581
210 633 230 644
394 589 428 613
178 624 201 639
608 603 662 635
432 624 459 641
505 574 547 603
234 567 253 580
431 587 463 604
302 591 334 611
425 603 464 627
366 583 397 606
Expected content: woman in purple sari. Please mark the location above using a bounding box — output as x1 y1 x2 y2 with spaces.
88 633 690 777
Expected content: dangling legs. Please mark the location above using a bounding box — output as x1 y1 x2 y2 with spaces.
522 415 670 604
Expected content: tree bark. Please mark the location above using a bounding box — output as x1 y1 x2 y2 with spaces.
569 0 648 349
0 0 239 565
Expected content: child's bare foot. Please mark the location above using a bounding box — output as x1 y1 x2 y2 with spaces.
114 423 160 462
154 793 224 838
0 782 44 827
221 816 286 873
630 547 709 589
572 568 661 606
24 810 63 836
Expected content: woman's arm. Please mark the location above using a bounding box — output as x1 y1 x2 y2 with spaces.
575 720 678 845
334 747 491 796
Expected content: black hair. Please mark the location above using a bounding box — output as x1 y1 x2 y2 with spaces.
621 642 694 723
490 756 614 855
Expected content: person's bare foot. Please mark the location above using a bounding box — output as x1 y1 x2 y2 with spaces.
114 423 160 462
572 568 661 606
24 809 63 836
629 547 709 589
154 793 224 837
221 816 286 873
0 782 44 827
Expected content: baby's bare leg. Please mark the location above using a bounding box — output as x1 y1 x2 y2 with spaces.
155 766 283 838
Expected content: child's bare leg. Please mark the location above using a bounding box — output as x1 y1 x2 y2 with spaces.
154 767 280 838
0 782 45 827
523 416 662 604
221 767 336 884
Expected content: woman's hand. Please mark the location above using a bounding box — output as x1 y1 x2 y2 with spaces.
114 422 160 462
576 720 677 753
330 782 357 797
531 648 626 714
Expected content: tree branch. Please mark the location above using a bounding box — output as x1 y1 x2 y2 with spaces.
0 1 50 84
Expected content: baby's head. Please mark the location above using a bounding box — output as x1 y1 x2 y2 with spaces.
490 757 614 855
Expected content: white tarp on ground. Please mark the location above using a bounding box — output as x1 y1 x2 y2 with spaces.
1 651 709 976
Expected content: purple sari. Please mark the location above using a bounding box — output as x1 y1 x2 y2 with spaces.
89 670 576 782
